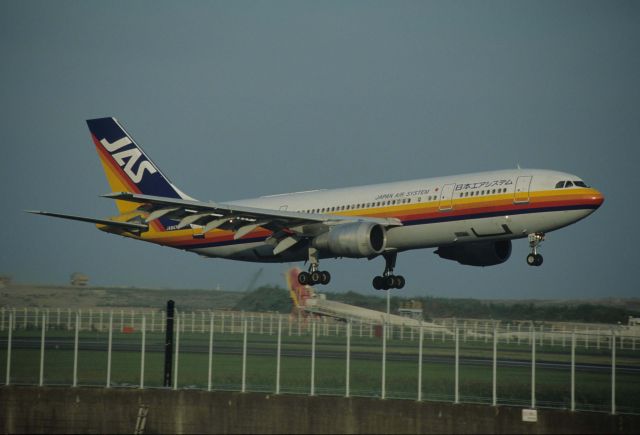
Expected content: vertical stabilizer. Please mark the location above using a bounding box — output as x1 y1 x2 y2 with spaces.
86 117 191 214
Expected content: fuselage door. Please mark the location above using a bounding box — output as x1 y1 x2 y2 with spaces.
438 184 456 211
513 176 533 204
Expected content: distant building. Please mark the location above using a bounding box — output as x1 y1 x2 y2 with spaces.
70 273 89 287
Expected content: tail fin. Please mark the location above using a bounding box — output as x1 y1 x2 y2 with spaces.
285 267 315 310
86 117 191 214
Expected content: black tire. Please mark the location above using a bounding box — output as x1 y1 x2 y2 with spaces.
526 254 537 266
310 271 321 284
384 275 395 289
298 272 310 285
395 275 406 289
320 271 331 285
373 276 383 290
535 254 544 267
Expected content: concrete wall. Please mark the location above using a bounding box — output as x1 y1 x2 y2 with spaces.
1 386 638 434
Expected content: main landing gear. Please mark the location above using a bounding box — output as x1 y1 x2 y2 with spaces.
373 251 405 290
526 232 545 267
298 247 331 286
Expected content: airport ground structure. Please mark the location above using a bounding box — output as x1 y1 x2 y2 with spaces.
1 307 640 433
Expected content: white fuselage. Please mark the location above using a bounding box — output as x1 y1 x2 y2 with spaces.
185 169 603 263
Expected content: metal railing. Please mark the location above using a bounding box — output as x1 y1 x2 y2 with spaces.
1 307 639 415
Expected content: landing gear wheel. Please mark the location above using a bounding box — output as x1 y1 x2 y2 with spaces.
394 275 406 289
320 271 331 285
373 276 384 290
310 271 322 284
527 253 543 267
298 271 310 285
384 275 396 290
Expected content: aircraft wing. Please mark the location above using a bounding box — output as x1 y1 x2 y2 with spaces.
25 210 148 231
103 192 402 252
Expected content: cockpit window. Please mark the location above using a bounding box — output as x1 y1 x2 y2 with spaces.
574 181 588 188
565 181 574 188
555 181 565 189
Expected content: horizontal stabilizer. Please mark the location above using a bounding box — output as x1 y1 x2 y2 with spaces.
26 210 148 231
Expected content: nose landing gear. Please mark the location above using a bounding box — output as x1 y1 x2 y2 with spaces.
526 232 545 267
373 251 405 290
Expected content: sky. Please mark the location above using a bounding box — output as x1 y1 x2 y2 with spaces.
1 1 639 299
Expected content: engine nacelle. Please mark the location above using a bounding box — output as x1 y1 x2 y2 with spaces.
435 240 512 266
313 222 387 258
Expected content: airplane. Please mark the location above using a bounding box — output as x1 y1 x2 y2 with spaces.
28 117 604 290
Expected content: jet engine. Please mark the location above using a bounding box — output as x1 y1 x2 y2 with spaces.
435 240 512 266
313 222 386 258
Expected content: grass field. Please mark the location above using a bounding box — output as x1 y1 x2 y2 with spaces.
2 324 639 415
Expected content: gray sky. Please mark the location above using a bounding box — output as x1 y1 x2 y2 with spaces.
1 1 638 299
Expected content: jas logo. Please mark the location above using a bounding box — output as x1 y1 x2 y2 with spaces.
100 136 157 183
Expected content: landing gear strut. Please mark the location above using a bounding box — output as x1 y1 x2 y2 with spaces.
526 232 545 267
373 251 405 290
298 247 331 286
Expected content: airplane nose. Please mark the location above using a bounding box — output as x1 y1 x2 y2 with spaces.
589 189 605 209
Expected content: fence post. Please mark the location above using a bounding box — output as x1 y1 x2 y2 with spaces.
531 327 536 409
382 323 387 400
310 320 316 396
5 312 12 385
571 331 576 411
73 312 79 387
39 313 46 386
276 315 282 395
208 312 214 392
345 321 351 398
242 319 248 393
418 324 423 402
107 311 113 388
173 315 180 390
455 327 459 404
140 316 146 389
611 331 616 415
492 325 497 406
